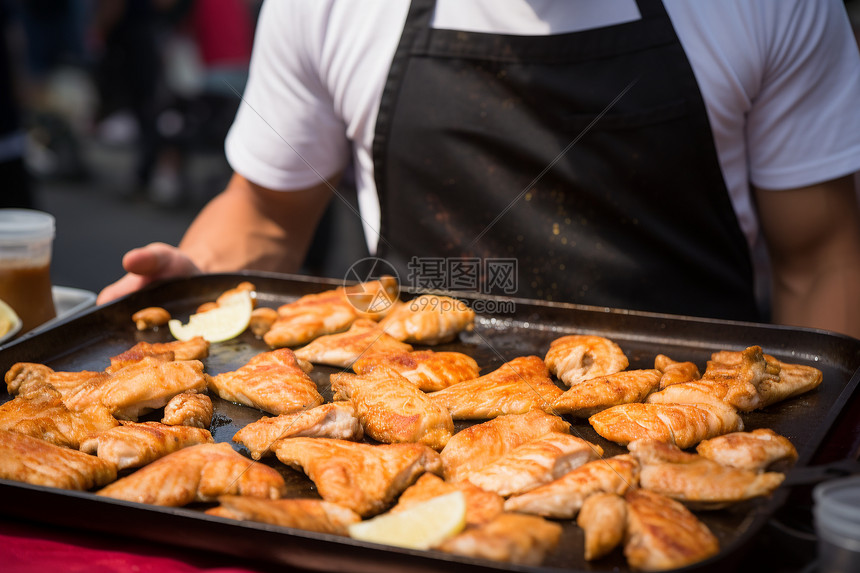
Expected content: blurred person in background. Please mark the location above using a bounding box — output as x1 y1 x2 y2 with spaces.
99 0 860 339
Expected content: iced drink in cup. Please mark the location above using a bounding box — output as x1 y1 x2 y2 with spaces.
0 209 57 334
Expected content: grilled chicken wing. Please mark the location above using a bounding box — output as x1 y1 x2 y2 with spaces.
97 442 286 506
503 455 640 519
272 437 443 517
352 350 479 392
628 439 785 509
161 391 213 428
341 276 400 320
440 409 570 482
654 354 701 389
551 369 661 418
577 492 627 561
63 357 208 421
233 402 363 459
466 432 604 497
438 513 563 566
80 421 214 470
331 367 454 450
5 362 104 399
263 287 359 348
696 428 798 472
378 295 475 345
206 495 361 535
711 349 823 408
0 429 117 490
392 473 504 527
294 319 413 368
208 348 323 415
429 356 562 420
647 345 774 412
107 337 210 372
0 388 118 449
624 488 719 571
589 401 743 449
544 335 628 387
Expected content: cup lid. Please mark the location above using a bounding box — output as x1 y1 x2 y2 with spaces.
0 209 55 241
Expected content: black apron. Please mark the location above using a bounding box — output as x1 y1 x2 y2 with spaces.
372 0 761 321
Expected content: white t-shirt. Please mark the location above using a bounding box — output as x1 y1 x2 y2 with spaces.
225 0 860 255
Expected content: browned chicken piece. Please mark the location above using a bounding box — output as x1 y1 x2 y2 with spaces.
272 437 443 517
503 455 640 519
132 306 171 330
654 354 701 389
624 488 719 571
5 362 104 399
628 439 785 509
440 409 570 482
544 334 629 387
294 319 413 368
647 345 775 412
234 402 363 459
97 442 286 506
206 495 361 535
208 348 323 416
0 387 118 449
578 492 627 561
80 421 214 470
107 337 211 372
0 429 117 490
214 281 257 307
331 367 454 450
429 356 563 420
466 432 604 497
696 428 798 472
263 287 359 348
64 357 209 421
161 391 213 428
378 295 475 345
589 401 743 449
712 349 823 408
392 473 504 527
551 369 662 418
352 350 480 392
249 307 279 337
438 513 563 566
342 275 400 320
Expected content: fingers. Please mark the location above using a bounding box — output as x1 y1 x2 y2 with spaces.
97 243 200 304
97 273 152 305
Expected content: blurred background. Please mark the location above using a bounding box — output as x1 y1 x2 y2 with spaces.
0 0 365 297
0 0 857 297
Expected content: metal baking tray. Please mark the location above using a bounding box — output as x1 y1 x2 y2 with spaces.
1 272 859 573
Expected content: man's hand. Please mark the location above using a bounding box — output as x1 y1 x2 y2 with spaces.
97 242 200 304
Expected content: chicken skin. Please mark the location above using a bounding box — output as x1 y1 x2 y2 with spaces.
273 437 443 517
711 349 823 408
208 348 323 416
654 354 701 389
696 428 798 472
97 442 286 506
80 421 214 470
544 334 628 387
429 356 563 420
107 337 210 372
440 409 570 482
5 362 104 399
233 401 363 459
577 492 627 561
503 455 640 519
352 350 480 392
161 391 213 428
331 366 454 450
438 513 563 566
551 369 661 418
0 429 117 490
378 295 475 345
263 287 359 348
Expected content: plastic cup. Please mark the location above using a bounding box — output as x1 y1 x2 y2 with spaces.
0 209 57 334
814 475 860 573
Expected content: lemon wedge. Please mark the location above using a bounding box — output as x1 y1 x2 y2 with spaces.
0 297 22 344
168 290 253 343
348 491 467 550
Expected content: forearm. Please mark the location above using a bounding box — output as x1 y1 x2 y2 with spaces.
179 173 335 274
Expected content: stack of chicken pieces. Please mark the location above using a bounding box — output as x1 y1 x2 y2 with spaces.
0 279 823 571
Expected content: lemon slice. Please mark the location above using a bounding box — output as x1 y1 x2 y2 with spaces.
348 491 466 550
168 290 253 343
0 298 22 344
